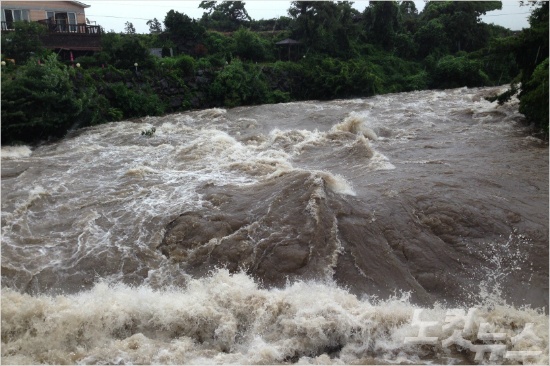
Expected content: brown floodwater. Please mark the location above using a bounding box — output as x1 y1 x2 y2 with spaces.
1 87 548 364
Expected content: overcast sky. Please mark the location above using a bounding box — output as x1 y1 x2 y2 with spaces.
84 0 533 34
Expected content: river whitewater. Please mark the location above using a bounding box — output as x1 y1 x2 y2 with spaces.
1 86 548 364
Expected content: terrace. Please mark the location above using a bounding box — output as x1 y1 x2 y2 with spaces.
2 19 101 52
2 19 100 34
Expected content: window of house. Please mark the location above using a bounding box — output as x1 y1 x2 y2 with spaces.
46 11 78 32
2 9 30 30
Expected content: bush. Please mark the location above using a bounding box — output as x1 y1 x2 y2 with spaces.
264 61 306 98
160 55 195 78
299 56 385 99
174 55 195 77
519 58 549 133
365 52 423 92
268 90 291 103
1 21 50 64
232 27 269 62
203 31 235 55
414 19 450 59
195 57 213 71
101 33 157 70
1 54 105 144
431 55 489 88
209 59 269 107
404 71 429 91
104 82 166 118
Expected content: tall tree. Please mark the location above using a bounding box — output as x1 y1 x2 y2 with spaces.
164 10 206 54
199 1 251 31
198 1 217 15
146 18 163 33
517 1 548 133
124 21 136 34
416 1 501 56
363 1 401 50
288 1 359 57
491 1 549 133
399 1 419 34
0 21 48 63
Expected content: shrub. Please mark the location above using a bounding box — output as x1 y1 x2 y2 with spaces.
1 21 50 64
101 33 157 70
519 58 549 133
268 90 291 103
203 31 235 55
298 56 385 99
233 27 268 62
431 55 489 89
404 71 429 91
1 55 107 144
266 61 306 96
209 59 269 107
160 55 195 78
174 55 195 77
104 82 165 118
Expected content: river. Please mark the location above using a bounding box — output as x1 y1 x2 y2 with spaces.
1 86 548 364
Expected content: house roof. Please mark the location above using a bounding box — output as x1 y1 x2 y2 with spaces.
0 1 91 9
69 1 91 8
276 38 301 45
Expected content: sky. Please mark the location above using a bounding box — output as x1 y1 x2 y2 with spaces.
83 0 533 34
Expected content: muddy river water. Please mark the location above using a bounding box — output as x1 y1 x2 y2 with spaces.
1 86 548 364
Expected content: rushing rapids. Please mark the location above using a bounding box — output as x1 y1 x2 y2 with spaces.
1 86 548 364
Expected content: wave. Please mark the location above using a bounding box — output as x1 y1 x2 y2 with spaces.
1 145 32 159
1 269 547 365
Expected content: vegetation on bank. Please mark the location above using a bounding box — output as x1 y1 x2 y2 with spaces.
1 1 548 145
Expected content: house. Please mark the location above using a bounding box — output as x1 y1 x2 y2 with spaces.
1 1 102 58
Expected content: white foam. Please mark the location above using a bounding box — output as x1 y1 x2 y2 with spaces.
1 145 32 159
316 171 356 196
367 151 396 171
125 166 158 178
197 108 227 119
331 113 378 141
1 269 547 365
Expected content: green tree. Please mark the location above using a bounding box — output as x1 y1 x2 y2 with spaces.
489 1 548 132
199 1 251 31
519 58 549 135
202 31 235 56
209 59 269 107
146 18 163 33
103 82 165 119
363 1 401 51
124 21 136 34
288 1 360 57
1 54 105 144
519 58 548 133
233 27 268 62
164 10 206 54
416 1 501 57
515 2 548 132
400 1 420 34
100 32 156 69
414 18 450 58
431 54 489 88
0 21 49 64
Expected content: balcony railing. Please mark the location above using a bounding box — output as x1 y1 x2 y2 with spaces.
37 19 101 34
1 20 100 35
